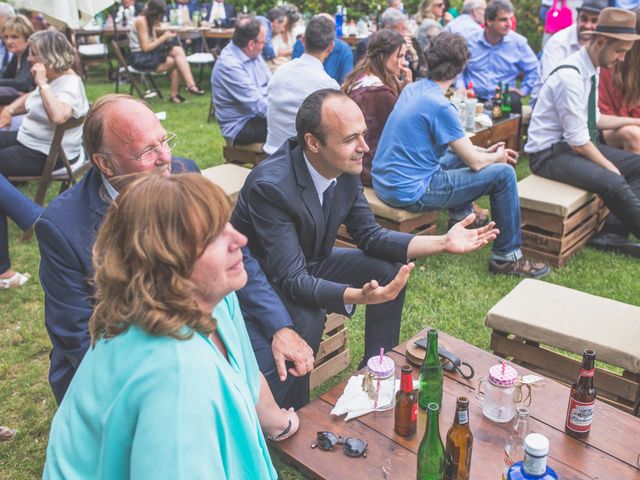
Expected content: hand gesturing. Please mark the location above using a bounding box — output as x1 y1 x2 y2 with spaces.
445 214 499 254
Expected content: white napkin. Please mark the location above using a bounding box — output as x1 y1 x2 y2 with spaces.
331 376 419 421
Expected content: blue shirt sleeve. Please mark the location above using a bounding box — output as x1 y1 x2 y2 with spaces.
433 102 466 147
517 37 541 97
214 56 268 117
292 39 303 59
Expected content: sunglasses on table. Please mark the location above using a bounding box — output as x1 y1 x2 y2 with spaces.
311 431 368 458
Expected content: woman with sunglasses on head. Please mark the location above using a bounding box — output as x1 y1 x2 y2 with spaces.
0 29 88 178
129 0 206 104
416 0 454 26
43 173 298 479
343 30 412 186
598 8 640 154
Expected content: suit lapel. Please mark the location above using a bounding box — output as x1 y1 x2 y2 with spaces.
291 147 325 255
86 167 109 231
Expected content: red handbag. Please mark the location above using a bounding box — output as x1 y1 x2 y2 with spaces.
545 0 573 34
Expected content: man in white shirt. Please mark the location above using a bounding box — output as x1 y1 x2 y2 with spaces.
540 0 605 81
264 16 339 155
443 0 486 39
525 8 640 257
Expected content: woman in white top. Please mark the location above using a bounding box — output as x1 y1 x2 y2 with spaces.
0 29 89 177
129 0 205 104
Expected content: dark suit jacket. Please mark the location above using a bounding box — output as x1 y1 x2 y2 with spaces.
231 139 413 325
204 1 237 27
37 159 291 404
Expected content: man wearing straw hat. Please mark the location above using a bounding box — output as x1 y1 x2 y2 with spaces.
525 8 640 257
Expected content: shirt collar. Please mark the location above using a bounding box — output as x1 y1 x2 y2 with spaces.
300 53 324 68
303 153 335 197
579 46 598 77
101 172 119 200
480 30 512 47
229 41 252 63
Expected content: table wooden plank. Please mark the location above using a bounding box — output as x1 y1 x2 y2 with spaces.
318 352 635 479
394 330 640 470
274 398 416 480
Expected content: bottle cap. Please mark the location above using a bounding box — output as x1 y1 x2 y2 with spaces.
488 362 519 387
367 355 395 378
524 433 549 457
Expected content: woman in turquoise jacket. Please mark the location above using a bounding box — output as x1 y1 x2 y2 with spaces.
43 173 298 479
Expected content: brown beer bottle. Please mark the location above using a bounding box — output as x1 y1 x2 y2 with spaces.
445 397 473 480
395 364 418 437
565 349 597 438
492 85 502 119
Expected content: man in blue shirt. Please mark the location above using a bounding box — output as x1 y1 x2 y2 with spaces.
455 0 539 113
211 16 271 145
373 33 549 277
291 14 353 84
257 7 286 61
444 0 486 39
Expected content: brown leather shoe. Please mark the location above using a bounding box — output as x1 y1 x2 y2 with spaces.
448 203 490 230
488 257 550 278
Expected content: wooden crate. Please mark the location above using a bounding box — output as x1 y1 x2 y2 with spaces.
469 114 520 151
491 330 640 415
521 197 608 267
336 222 437 249
222 143 267 167
309 313 350 389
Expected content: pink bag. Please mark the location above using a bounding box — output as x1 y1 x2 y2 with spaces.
545 0 573 34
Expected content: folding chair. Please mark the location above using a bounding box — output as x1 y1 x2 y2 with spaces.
8 116 90 240
186 31 216 85
109 38 164 99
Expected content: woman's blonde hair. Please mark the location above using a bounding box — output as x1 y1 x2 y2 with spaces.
89 173 231 345
2 14 33 40
29 29 74 71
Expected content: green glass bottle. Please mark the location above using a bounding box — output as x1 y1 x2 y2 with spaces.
417 402 445 480
501 84 512 115
419 328 443 411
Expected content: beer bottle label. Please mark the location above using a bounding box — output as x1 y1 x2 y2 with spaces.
457 409 469 425
579 368 595 377
566 398 595 432
411 402 418 422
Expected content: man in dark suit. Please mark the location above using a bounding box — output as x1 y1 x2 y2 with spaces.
205 0 237 27
37 94 295 404
232 89 498 409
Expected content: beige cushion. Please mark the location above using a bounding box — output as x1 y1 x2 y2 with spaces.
225 140 264 153
518 175 594 217
201 164 251 203
486 279 640 374
363 187 432 223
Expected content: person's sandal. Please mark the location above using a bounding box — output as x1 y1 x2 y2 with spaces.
169 94 187 104
0 271 31 289
488 257 550 278
186 84 205 95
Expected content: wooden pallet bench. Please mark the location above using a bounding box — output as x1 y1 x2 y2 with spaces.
486 279 640 415
222 141 267 167
518 175 608 267
201 163 251 205
310 313 350 389
336 187 438 248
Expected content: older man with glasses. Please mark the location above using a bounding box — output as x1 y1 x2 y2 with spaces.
37 94 296 405
444 0 487 39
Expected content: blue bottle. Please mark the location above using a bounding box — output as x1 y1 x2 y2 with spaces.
507 433 558 480
335 5 343 37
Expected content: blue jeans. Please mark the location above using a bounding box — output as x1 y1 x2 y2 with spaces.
0 173 43 273
408 152 522 261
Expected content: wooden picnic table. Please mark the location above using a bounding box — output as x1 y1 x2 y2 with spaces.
272 327 640 479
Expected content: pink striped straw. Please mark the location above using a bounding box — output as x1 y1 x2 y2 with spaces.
379 347 384 364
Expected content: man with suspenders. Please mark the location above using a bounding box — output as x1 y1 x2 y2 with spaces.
525 8 640 257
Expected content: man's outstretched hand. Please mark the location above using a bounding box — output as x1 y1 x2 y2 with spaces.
445 214 500 254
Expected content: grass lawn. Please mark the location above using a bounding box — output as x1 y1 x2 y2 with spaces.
1 71 639 480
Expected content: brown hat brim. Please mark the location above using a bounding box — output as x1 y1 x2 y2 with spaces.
592 31 640 41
